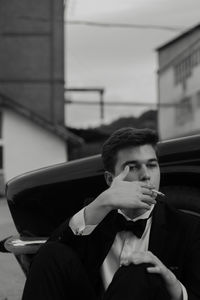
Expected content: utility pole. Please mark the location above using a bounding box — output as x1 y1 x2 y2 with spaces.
65 88 105 124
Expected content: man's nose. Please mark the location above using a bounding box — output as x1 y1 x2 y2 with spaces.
140 165 150 181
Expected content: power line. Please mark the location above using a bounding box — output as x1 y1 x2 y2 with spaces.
16 15 186 32
67 20 186 32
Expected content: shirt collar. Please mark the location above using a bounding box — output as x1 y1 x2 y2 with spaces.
118 205 155 221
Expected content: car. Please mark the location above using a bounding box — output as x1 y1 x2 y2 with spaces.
1 133 200 276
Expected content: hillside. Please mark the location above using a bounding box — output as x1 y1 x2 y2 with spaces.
68 109 157 159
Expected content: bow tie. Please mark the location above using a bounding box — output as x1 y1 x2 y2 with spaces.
115 213 151 238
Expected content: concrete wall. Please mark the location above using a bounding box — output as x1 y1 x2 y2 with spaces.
158 29 200 140
3 109 67 182
159 65 200 139
0 0 65 126
158 27 200 70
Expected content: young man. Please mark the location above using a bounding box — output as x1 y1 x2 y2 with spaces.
22 127 200 300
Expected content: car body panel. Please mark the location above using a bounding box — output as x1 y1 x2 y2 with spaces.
5 134 200 238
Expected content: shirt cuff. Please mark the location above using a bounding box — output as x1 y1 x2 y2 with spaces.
69 207 97 235
180 281 188 300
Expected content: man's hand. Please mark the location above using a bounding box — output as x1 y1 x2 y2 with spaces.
84 166 155 226
108 166 156 211
121 251 183 300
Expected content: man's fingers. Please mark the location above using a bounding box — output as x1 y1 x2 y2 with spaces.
141 187 155 196
127 251 158 266
147 266 161 273
138 204 152 211
115 165 130 181
141 195 157 205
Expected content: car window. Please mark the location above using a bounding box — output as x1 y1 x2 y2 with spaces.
161 185 200 217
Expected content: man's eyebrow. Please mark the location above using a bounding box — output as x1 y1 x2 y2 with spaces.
122 158 158 168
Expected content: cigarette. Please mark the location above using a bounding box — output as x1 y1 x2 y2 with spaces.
152 189 165 197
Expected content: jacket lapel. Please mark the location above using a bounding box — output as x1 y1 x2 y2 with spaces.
85 210 118 293
148 200 171 264
149 199 187 279
87 210 118 268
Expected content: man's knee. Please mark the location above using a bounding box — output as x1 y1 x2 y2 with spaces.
30 241 80 273
104 264 165 300
113 263 162 289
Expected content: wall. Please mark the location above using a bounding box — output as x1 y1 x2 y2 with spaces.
3 109 67 182
158 29 200 139
0 0 64 126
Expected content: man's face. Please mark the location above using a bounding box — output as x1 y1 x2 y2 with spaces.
113 144 160 191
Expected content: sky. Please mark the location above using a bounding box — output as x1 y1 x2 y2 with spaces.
64 0 200 128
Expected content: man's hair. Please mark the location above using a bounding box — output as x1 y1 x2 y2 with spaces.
101 127 159 173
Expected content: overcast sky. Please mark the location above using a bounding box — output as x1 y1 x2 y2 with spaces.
64 0 200 128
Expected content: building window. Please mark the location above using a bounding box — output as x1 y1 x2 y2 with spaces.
0 110 2 139
196 91 200 108
175 96 193 125
0 146 3 169
174 47 200 85
0 146 2 169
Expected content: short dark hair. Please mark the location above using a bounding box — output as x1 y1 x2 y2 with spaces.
101 127 159 173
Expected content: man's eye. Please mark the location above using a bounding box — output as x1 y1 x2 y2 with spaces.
129 165 137 170
147 164 157 168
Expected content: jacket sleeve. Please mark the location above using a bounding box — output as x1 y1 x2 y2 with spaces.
182 219 200 300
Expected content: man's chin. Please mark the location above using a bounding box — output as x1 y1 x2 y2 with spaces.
121 208 149 220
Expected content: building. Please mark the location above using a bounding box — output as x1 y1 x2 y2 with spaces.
0 1 82 189
156 24 200 140
0 93 82 186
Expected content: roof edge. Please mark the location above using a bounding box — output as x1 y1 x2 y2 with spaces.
156 23 200 52
0 92 84 146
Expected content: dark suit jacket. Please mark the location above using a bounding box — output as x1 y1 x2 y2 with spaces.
50 199 200 300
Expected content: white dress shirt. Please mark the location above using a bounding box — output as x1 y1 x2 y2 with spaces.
69 207 187 299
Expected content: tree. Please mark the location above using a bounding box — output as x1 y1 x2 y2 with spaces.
68 110 157 160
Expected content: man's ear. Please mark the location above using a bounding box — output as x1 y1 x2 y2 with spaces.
104 171 114 186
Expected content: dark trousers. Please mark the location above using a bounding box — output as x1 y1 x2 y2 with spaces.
22 242 170 300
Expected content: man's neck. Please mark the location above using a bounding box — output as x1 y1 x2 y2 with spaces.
121 206 154 220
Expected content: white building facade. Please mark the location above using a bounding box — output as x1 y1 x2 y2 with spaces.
157 24 200 140
3 109 67 182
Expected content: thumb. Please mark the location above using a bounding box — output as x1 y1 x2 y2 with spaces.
115 165 129 181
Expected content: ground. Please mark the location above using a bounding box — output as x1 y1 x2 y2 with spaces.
0 199 25 300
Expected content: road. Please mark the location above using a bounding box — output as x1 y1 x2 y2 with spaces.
0 199 25 300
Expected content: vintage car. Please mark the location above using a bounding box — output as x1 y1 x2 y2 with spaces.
1 133 200 276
